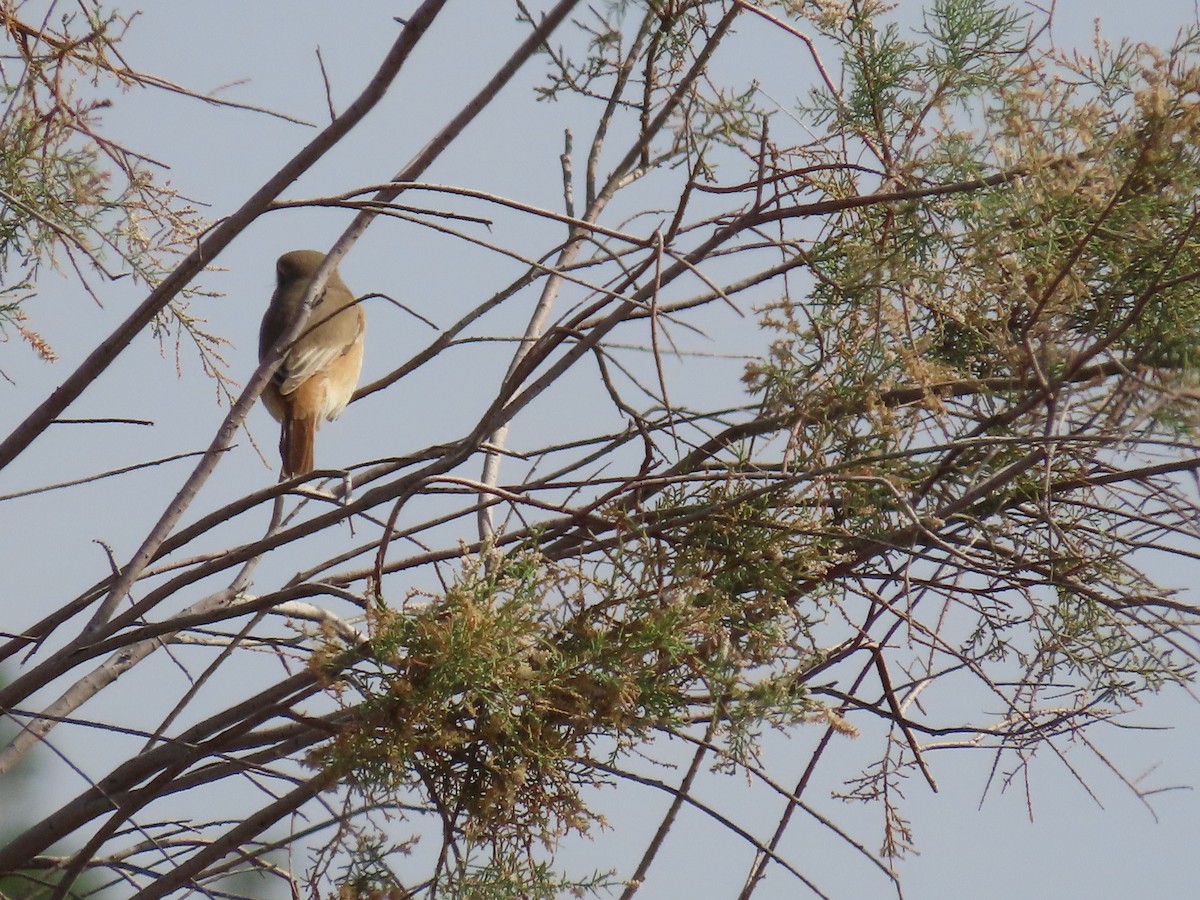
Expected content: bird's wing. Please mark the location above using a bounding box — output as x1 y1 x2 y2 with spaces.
277 304 364 397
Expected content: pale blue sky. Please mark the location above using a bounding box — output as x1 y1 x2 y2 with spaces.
3 2 1200 897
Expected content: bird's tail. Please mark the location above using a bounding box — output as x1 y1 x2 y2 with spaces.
281 414 317 477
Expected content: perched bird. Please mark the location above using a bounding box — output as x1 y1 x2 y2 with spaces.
258 249 365 477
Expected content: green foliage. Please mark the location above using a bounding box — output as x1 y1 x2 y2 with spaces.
317 554 603 850
440 857 619 900
742 0 1200 854
9 1 1200 895
0 2 214 371
307 0 1200 887
314 480 834 889
1035 588 1194 699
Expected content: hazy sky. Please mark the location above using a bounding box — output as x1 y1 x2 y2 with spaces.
4 2 1200 898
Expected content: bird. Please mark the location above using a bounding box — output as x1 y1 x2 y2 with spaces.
258 249 365 477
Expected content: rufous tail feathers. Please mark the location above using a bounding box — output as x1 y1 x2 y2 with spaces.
280 414 317 477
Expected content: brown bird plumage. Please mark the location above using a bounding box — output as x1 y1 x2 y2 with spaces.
258 250 365 477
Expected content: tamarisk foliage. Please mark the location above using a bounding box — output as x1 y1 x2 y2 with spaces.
3 1 1200 896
